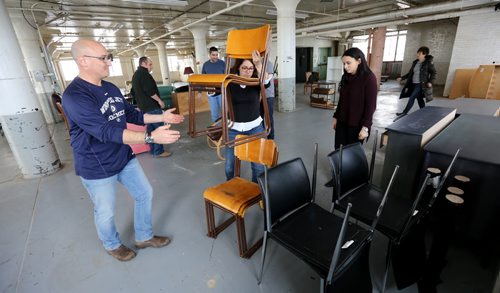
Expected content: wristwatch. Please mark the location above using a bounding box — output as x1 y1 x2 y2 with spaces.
144 131 154 144
361 126 369 133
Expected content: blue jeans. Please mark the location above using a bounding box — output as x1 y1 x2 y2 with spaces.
225 124 265 183
146 108 165 156
208 94 222 122
402 84 425 114
81 158 153 250
266 97 275 139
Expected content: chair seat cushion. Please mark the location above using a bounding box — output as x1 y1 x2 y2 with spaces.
337 185 420 240
271 203 371 276
337 184 384 226
204 177 261 216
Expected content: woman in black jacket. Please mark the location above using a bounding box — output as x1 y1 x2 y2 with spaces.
396 46 437 117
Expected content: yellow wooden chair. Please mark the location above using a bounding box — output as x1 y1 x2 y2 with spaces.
188 24 272 147
203 135 278 258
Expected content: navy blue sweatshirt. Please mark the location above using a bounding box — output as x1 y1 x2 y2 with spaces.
62 77 144 179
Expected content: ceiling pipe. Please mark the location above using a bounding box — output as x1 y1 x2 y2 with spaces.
117 0 256 55
209 0 335 17
292 0 492 35
9 7 169 19
296 7 492 39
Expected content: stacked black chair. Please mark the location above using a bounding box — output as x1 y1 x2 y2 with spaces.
327 142 460 292
256 144 395 292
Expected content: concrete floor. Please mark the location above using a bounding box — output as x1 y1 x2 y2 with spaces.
0 81 496 293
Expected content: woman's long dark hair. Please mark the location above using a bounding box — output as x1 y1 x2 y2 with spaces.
339 47 372 91
230 59 258 78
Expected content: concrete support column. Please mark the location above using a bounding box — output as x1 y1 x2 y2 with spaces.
9 10 59 124
134 46 146 58
154 41 171 85
188 24 208 74
369 27 387 88
0 1 60 178
271 0 301 112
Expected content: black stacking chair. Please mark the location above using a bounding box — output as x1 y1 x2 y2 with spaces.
327 142 399 225
328 142 460 292
385 149 460 291
256 144 387 292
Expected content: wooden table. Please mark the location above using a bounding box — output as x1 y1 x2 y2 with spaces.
310 80 336 109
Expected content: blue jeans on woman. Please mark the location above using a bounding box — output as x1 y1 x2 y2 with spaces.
225 124 265 183
81 158 153 251
146 108 165 156
402 84 425 114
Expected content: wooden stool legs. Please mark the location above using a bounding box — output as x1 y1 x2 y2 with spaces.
204 199 263 258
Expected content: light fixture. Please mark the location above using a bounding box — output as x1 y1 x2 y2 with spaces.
122 0 188 6
265 9 308 19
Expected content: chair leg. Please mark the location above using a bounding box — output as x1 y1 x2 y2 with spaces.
205 200 236 238
205 200 216 238
381 240 393 293
257 231 269 284
236 215 263 259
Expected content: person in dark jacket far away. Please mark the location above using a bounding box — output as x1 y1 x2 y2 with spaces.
396 46 437 117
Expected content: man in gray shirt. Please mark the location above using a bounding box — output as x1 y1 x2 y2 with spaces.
201 47 226 122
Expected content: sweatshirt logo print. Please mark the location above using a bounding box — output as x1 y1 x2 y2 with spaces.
100 96 125 122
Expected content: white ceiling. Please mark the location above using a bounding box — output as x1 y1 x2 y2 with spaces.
5 0 496 56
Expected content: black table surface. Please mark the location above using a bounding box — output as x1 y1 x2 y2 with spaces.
387 106 456 135
427 97 500 116
424 114 500 165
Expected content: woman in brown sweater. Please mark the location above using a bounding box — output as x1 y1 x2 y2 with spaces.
332 47 377 149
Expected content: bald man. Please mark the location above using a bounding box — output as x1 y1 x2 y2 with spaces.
62 39 184 261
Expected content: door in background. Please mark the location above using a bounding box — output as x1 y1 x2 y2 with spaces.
296 47 312 83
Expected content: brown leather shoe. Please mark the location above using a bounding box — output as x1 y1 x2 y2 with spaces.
157 151 172 158
135 235 171 249
107 245 136 261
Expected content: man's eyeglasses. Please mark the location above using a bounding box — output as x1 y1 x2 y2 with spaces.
83 54 114 62
240 66 254 71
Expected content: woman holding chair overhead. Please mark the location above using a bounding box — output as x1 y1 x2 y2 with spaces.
225 50 271 182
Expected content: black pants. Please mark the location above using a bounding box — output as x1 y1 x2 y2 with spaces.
334 122 364 149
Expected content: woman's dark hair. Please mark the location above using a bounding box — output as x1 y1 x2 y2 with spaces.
339 47 372 90
417 46 430 55
230 59 258 78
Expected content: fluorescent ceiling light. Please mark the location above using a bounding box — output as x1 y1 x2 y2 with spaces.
266 9 308 19
122 0 188 6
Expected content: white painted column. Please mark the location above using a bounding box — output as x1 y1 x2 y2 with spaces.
271 0 301 112
188 24 208 74
134 46 146 58
0 1 60 178
9 10 59 124
154 41 171 85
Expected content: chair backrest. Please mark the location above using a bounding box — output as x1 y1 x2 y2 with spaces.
396 173 431 242
226 24 271 60
234 135 278 167
326 203 374 292
55 101 70 131
327 142 369 198
258 158 311 230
